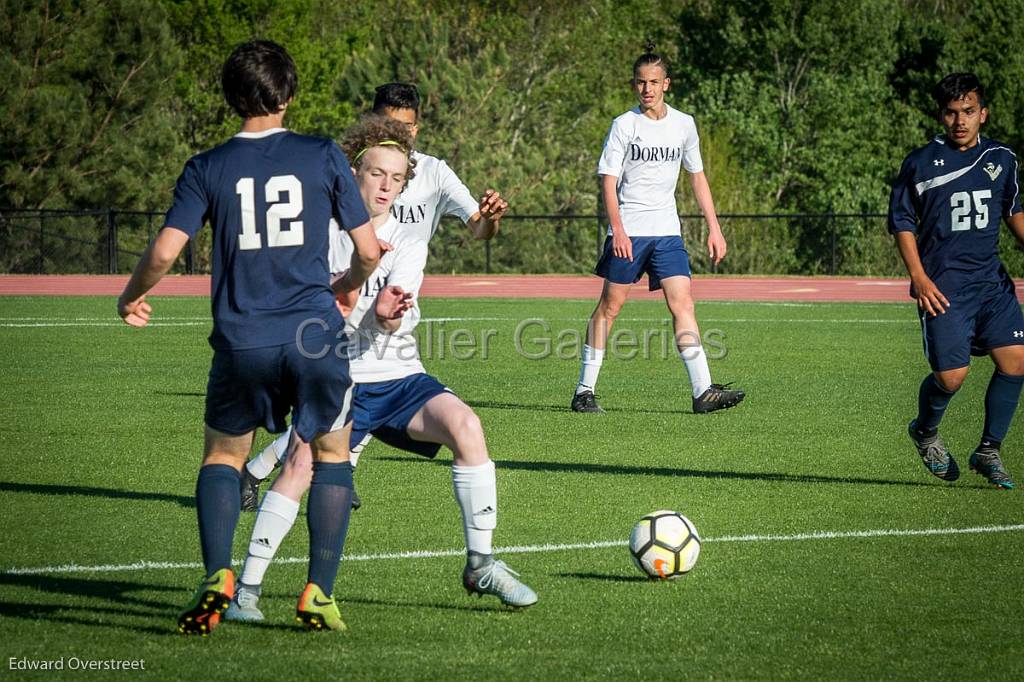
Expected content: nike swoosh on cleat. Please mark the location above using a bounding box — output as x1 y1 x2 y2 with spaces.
311 597 333 607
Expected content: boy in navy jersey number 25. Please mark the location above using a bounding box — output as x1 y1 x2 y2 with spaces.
889 73 1024 489
117 40 381 633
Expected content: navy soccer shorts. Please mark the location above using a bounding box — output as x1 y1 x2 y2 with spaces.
594 235 691 291
204 320 352 442
920 278 1024 371
349 373 452 458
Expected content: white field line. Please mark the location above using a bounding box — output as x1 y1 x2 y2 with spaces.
4 523 1022 576
0 316 910 328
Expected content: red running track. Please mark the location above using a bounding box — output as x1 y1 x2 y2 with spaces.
1 274 1023 303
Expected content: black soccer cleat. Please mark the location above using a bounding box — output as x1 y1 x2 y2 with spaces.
692 383 745 414
908 420 959 482
969 445 1014 489
571 390 605 413
240 468 263 512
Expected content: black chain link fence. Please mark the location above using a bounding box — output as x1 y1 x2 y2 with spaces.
7 207 1015 277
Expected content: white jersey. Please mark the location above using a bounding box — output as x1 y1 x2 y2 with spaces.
329 216 428 383
390 151 479 242
597 105 704 237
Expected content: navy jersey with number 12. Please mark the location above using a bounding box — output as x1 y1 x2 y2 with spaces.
889 135 1021 295
164 129 369 351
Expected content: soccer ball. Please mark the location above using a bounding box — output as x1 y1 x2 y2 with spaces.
629 510 701 579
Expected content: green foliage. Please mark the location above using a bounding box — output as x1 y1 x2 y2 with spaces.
0 0 184 209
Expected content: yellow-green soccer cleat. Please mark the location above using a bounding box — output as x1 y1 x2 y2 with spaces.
295 583 347 631
177 568 234 636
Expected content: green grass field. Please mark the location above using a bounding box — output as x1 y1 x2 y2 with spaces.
1 295 1022 680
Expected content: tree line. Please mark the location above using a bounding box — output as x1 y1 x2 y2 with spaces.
3 0 1023 275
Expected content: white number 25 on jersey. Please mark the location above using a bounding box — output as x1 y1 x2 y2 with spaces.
236 175 304 250
950 190 992 231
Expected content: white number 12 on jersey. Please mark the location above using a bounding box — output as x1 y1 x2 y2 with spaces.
236 175 305 250
950 190 992 231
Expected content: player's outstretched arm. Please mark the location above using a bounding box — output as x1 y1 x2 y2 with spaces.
894 231 949 316
333 222 381 312
468 189 508 240
690 171 726 265
601 174 632 262
117 227 190 327
373 285 414 333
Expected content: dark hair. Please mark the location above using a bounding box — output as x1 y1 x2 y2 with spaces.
340 115 417 186
372 82 421 115
633 41 668 79
932 72 986 110
221 40 298 119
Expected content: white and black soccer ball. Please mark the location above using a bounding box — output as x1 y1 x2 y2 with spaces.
629 510 701 579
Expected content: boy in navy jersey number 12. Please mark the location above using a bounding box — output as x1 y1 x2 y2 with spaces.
117 40 380 633
889 72 1024 489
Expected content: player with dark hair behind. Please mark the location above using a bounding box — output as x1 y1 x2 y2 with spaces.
890 72 1024 488
240 81 509 511
118 39 380 634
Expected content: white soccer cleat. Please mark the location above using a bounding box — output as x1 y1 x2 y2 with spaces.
462 558 538 608
223 584 265 622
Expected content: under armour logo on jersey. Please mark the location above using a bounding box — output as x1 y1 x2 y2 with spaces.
1014 331 1024 338
984 162 1003 181
933 159 944 166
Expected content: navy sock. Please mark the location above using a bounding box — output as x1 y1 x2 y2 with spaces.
307 461 354 596
983 371 1024 444
195 464 241 575
915 374 957 435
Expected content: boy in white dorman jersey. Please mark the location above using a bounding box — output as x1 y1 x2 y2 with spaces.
572 44 746 415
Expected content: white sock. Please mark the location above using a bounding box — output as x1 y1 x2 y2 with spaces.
679 343 713 398
239 490 299 587
576 344 605 394
451 461 496 556
246 428 292 480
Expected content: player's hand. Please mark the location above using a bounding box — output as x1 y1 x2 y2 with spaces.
332 270 359 316
378 239 394 253
912 275 949 316
707 227 727 265
118 294 152 327
375 285 414 321
612 230 633 262
478 189 508 221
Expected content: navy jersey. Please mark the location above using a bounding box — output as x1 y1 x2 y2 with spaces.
889 135 1021 295
164 129 370 350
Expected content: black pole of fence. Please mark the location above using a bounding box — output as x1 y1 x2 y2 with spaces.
185 240 195 274
485 239 491 274
107 208 117 274
830 212 837 276
37 211 45 274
